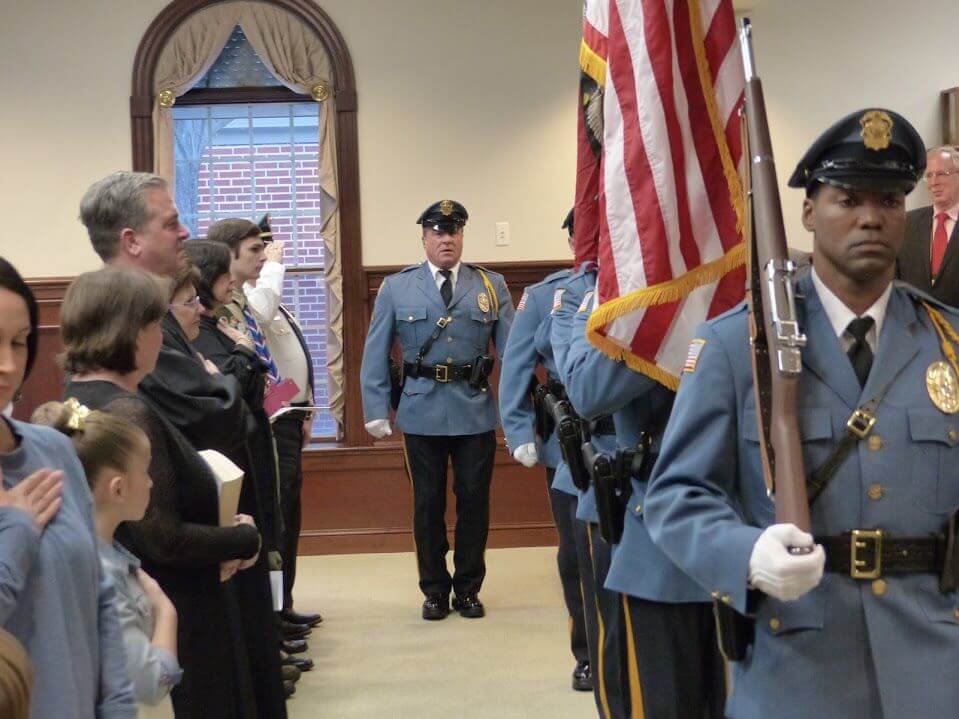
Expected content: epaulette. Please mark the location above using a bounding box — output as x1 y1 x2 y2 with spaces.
567 261 598 282
705 299 749 327
526 268 572 293
465 262 505 280
896 280 959 319
397 263 422 274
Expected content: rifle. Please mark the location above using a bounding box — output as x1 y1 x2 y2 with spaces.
713 19 811 664
543 393 591 491
740 19 810 532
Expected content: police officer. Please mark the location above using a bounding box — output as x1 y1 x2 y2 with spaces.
552 263 630 719
498 209 591 691
644 109 959 719
360 200 514 620
564 289 725 719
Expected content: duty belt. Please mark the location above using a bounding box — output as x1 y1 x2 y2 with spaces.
404 362 472 383
818 530 945 580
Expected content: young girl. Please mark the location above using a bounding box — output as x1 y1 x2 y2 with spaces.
32 399 181 719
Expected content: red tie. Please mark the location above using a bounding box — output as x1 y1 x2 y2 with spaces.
932 212 950 278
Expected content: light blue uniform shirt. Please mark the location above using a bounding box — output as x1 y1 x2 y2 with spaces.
361 262 514 436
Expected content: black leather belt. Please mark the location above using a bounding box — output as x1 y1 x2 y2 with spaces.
819 530 944 579
404 362 472 383
591 415 616 436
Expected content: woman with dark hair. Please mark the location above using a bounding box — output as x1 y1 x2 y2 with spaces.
0 256 136 719
60 267 263 719
179 242 291 712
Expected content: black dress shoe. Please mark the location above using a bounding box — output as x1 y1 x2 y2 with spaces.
279 619 312 640
283 679 296 699
282 656 315 672
282 664 301 683
571 660 592 691
282 639 308 654
452 594 485 618
282 609 323 627
422 594 450 620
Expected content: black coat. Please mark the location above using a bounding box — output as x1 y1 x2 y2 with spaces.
64 380 260 719
898 205 959 308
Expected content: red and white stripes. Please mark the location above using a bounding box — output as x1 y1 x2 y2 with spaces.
585 0 746 389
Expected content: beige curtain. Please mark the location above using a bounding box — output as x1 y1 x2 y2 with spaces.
152 4 242 181
151 0 346 437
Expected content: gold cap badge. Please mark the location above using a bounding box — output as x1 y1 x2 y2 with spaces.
927 361 959 414
860 110 893 151
440 200 454 216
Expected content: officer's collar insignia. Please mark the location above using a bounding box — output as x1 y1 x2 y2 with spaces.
548 288 565 315
683 339 707 374
478 292 491 313
576 290 592 313
860 110 893 151
440 200 454 216
927 361 959 414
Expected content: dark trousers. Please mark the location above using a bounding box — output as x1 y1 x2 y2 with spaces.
622 596 727 719
588 522 631 719
544 468 589 664
402 431 497 597
273 416 304 610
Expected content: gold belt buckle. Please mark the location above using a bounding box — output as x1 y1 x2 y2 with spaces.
435 365 449 382
850 529 883 579
846 409 876 439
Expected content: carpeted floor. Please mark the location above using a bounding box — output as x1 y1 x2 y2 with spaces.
287 545 596 718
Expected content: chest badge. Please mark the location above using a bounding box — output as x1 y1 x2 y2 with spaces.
477 292 490 313
926 360 959 414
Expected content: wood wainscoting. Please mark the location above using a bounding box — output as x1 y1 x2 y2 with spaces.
18 259 569 554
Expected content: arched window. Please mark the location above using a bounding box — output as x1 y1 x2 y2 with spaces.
131 0 365 445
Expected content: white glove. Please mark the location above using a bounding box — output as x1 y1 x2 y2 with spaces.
365 419 392 439
748 523 825 601
512 443 538 468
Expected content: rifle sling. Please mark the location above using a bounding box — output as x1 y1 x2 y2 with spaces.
807 375 896 504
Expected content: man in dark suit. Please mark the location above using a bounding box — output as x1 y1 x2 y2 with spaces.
898 145 959 306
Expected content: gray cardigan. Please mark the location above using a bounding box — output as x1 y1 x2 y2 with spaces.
0 418 135 719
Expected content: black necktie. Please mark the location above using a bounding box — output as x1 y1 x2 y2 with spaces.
846 316 874 387
439 269 453 307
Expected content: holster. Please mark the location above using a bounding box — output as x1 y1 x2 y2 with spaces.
713 601 754 662
545 394 591 491
940 507 959 593
531 383 555 440
389 359 404 411
468 355 494 390
584 442 624 543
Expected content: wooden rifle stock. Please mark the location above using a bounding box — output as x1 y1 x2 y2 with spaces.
740 20 811 532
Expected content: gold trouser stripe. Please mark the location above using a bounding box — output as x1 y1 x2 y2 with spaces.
587 523 612 719
621 596 646 719
401 436 423 579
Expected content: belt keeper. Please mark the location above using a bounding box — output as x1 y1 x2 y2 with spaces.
940 508 959 593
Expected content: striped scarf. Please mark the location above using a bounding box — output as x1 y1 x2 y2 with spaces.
241 305 281 384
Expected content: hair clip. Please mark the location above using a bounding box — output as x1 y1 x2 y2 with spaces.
63 397 91 431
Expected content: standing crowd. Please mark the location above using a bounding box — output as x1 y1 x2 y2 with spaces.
0 171 320 718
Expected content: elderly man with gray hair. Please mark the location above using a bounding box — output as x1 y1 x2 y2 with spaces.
79 171 188 276
899 145 959 306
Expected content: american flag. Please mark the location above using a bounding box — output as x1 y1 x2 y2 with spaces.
583 0 747 390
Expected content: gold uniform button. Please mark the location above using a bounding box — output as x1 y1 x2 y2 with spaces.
769 618 781 631
721 594 732 605
634 504 643 515
872 579 887 597
447 336 454 343
867 484 885 501
407 315 414 321
953 609 959 621
949 428 959 443
710 591 720 599
867 435 883 451
446 357 453 364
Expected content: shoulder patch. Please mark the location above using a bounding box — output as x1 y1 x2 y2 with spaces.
551 288 566 314
683 339 707 373
517 290 529 312
577 290 594 313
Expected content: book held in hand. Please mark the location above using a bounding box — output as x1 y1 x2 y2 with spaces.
198 449 244 527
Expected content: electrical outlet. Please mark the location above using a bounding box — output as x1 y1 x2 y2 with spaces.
495 222 510 246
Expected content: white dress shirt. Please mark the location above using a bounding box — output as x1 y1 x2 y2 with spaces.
426 260 461 293
811 268 891 354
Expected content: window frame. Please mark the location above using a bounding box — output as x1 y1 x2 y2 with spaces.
131 0 368 448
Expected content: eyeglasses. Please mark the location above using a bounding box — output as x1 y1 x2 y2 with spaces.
170 296 202 309
922 170 959 182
